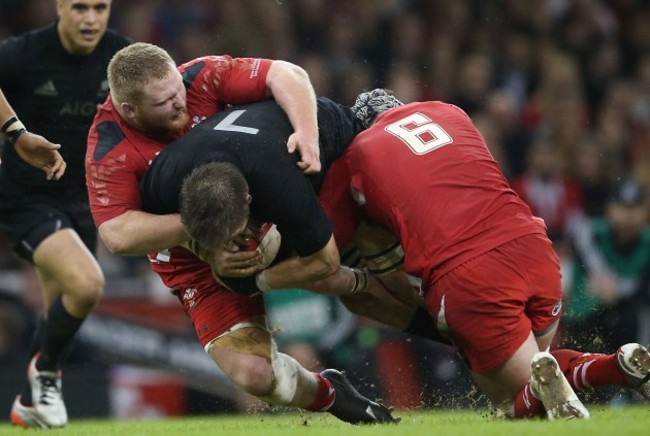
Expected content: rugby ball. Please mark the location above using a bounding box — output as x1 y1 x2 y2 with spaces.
247 222 281 269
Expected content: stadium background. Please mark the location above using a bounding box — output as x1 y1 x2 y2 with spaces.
1 0 649 420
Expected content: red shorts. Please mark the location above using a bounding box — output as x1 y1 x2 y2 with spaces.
151 247 267 347
174 284 265 347
153 249 266 347
425 233 562 373
173 279 266 347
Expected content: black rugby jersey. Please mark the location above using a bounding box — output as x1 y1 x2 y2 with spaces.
141 97 359 257
0 23 131 194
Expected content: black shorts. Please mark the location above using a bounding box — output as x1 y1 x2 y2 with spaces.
0 190 97 262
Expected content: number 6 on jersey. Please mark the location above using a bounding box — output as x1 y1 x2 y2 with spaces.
385 112 453 155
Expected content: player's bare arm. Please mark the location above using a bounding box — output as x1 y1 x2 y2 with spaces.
99 210 189 255
265 61 320 174
1 89 66 180
254 235 370 295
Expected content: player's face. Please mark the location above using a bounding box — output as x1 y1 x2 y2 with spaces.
222 195 253 250
607 202 648 243
134 68 189 135
56 0 111 55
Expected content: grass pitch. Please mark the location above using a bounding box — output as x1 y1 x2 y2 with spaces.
1 405 647 435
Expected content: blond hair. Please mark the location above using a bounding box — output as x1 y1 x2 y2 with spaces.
108 42 176 105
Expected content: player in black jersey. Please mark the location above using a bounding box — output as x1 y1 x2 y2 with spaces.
142 98 354 275
0 0 131 429
141 98 371 296
140 98 399 425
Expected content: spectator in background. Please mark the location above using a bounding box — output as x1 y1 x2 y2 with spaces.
511 134 585 244
569 135 611 218
564 180 650 355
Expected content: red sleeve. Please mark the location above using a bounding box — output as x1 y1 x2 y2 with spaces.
86 111 145 227
182 55 272 107
86 158 141 227
86 153 142 227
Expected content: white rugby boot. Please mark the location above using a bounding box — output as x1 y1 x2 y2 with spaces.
530 352 590 420
616 343 650 400
10 396 50 429
28 354 68 428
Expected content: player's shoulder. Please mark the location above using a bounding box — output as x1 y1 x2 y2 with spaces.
0 23 54 58
88 104 133 163
176 55 234 91
178 55 235 73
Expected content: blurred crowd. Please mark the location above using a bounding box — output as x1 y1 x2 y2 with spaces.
2 0 650 416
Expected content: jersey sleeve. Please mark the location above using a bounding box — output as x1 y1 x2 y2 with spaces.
0 37 21 89
185 55 272 106
86 120 143 227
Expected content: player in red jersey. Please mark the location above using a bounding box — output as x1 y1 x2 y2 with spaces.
85 43 395 424
342 89 650 419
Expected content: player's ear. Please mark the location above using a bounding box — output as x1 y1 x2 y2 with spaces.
245 194 252 204
120 102 136 119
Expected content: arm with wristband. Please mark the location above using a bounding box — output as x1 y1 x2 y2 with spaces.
0 88 66 180
217 260 370 296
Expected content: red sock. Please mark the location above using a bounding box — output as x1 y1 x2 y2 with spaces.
513 382 546 418
306 373 336 412
551 349 627 392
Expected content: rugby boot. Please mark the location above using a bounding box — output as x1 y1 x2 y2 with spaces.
10 396 50 429
530 352 590 420
28 354 67 428
616 343 650 400
321 369 399 424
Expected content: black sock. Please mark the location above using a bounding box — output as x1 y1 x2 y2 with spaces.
35 296 84 372
20 317 46 406
403 307 452 345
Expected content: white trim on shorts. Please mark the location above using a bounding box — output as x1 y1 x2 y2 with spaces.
203 317 269 352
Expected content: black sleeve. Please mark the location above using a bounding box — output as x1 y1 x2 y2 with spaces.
308 98 359 192
0 37 21 92
216 274 262 296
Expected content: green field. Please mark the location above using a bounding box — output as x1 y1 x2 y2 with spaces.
1 406 647 436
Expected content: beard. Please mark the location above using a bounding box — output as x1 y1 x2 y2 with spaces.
141 109 190 137
168 109 190 132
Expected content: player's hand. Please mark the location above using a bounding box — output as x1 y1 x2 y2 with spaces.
588 272 619 305
287 131 321 174
14 132 67 181
208 243 263 277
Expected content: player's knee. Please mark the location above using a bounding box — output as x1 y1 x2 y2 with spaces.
230 350 302 406
67 269 105 309
229 356 274 398
258 352 302 406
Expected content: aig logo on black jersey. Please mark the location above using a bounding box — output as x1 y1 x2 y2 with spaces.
60 101 100 117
